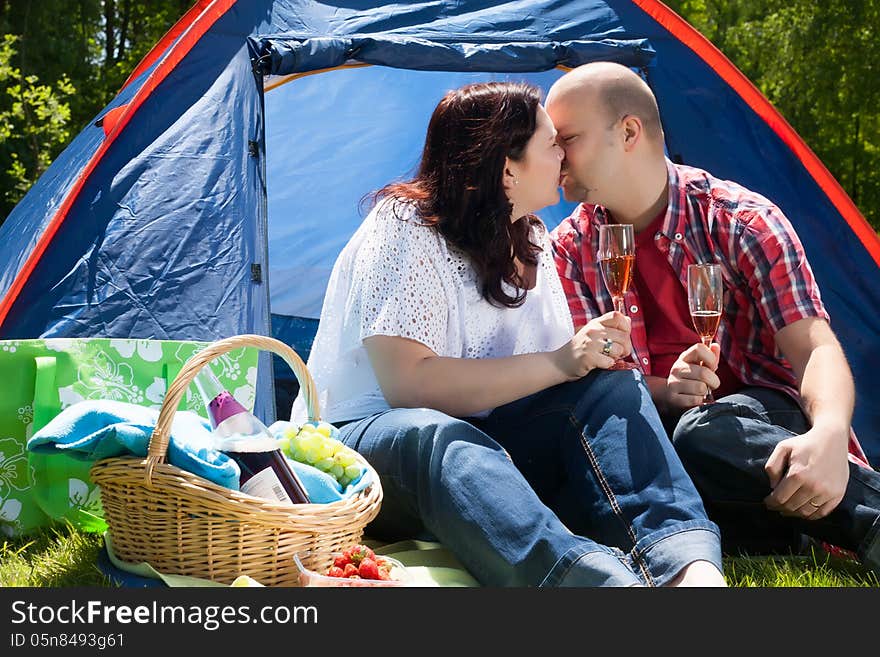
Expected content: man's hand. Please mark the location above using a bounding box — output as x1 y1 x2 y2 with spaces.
763 317 854 520
764 425 850 519
662 343 722 411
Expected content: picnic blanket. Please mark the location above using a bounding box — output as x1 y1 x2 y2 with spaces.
102 533 478 587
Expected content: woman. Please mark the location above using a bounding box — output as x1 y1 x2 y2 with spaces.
294 82 725 586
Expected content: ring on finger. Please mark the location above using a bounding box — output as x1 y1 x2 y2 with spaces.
601 338 613 357
808 499 821 508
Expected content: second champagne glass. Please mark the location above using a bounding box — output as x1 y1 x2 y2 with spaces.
597 223 638 371
687 263 723 404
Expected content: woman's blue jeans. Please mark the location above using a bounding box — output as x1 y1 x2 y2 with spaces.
336 369 721 587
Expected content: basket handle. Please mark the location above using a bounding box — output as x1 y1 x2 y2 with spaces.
144 334 320 482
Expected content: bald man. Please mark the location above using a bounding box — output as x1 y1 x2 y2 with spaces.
547 62 880 574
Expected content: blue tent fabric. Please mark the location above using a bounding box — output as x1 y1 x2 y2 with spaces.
0 1 878 459
257 36 656 74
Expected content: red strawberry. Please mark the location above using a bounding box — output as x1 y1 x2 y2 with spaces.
333 555 350 569
349 544 374 565
358 557 380 580
377 567 391 581
343 563 359 578
327 566 345 578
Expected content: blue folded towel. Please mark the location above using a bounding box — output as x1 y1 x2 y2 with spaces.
27 400 372 504
27 399 238 489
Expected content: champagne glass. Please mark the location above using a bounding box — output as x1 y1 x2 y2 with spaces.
597 223 638 371
687 263 723 404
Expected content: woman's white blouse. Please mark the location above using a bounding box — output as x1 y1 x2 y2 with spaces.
292 199 575 423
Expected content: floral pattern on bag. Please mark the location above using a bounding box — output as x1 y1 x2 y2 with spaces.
81 351 146 404
68 477 102 519
0 437 27 534
17 405 33 440
109 339 164 363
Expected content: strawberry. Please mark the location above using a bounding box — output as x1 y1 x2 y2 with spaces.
333 555 350 569
377 566 391 581
349 544 374 565
358 557 380 580
343 563 359 578
327 566 345 578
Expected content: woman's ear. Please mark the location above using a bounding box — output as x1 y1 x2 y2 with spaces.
502 156 519 192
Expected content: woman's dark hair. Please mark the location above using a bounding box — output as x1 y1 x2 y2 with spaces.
372 81 544 308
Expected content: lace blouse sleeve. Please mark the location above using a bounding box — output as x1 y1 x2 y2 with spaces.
350 203 450 355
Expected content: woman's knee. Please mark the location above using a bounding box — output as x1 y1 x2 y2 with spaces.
582 368 643 396
411 410 504 459
561 369 648 416
352 407 502 461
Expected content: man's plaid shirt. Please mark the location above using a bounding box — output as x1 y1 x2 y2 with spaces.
550 159 869 466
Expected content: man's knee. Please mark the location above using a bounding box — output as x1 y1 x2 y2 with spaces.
672 393 783 457
671 404 735 466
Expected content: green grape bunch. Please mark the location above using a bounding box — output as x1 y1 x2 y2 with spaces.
280 422 364 488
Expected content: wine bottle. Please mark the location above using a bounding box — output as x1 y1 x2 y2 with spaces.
193 366 310 504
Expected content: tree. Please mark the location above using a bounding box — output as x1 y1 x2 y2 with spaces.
0 0 188 225
0 34 74 216
666 0 880 231
0 1 191 129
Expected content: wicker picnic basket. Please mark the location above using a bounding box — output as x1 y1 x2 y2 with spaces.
90 334 382 586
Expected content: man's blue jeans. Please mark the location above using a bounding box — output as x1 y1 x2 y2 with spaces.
337 369 721 587
670 387 880 573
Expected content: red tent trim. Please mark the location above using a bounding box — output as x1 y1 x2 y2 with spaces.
121 0 217 90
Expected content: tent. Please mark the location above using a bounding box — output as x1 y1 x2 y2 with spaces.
1 1 878 461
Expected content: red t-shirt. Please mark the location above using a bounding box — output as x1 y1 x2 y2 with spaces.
634 208 743 399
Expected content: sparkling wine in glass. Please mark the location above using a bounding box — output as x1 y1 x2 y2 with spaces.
687 263 723 404
597 223 638 371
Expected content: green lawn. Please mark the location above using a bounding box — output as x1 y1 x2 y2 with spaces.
1 524 111 587
2 523 877 587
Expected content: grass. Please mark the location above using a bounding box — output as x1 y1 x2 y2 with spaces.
724 552 878 587
1 524 110 587
1 523 877 587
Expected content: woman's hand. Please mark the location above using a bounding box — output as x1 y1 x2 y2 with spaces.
551 311 632 381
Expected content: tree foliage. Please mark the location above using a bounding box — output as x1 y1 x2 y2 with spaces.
0 33 74 211
666 0 880 231
0 0 188 222
0 1 877 232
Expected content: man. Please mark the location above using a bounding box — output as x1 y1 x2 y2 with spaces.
546 62 880 571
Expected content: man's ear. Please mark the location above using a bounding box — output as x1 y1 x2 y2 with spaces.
622 115 642 152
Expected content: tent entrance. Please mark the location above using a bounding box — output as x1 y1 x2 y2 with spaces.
263 66 581 417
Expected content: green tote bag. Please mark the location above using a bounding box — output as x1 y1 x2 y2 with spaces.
0 338 258 537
